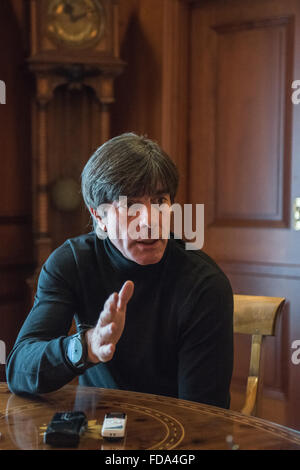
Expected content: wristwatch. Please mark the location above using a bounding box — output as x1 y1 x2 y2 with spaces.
66 331 89 370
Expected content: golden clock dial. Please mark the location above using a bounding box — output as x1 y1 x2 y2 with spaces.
46 0 105 48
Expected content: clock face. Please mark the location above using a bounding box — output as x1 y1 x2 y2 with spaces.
46 0 105 48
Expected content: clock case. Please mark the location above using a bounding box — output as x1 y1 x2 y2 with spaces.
25 0 126 304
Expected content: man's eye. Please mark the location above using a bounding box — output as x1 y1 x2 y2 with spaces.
154 197 167 205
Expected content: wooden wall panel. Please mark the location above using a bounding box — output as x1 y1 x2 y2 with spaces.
111 0 164 143
187 0 300 429
0 1 33 381
214 18 293 227
111 0 189 204
161 0 189 205
46 85 97 249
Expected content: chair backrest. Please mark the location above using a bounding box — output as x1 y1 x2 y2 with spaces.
233 294 285 416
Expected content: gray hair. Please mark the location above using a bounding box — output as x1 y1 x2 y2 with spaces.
81 132 179 235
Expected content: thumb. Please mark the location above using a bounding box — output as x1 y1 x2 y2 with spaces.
118 280 134 310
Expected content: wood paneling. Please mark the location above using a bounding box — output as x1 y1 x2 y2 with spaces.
111 0 189 204
161 0 189 205
47 85 97 249
213 17 293 227
188 0 300 429
0 1 33 381
111 0 164 143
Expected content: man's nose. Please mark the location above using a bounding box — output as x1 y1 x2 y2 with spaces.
139 202 152 228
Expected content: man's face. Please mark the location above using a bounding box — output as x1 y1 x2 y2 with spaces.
98 193 172 265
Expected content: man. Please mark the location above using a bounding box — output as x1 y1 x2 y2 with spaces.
6 133 233 409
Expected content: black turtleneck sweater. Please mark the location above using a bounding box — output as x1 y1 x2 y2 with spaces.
6 232 233 408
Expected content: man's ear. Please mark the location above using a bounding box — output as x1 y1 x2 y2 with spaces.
90 207 107 232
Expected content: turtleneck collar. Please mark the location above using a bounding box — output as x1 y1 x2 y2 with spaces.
102 236 171 278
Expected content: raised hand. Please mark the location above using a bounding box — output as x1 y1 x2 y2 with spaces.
85 281 134 364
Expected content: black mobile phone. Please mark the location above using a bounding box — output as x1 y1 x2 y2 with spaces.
43 411 87 447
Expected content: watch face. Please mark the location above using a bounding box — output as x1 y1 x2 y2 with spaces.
46 0 105 48
68 336 83 365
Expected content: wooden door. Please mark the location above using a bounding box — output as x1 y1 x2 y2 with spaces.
188 0 300 429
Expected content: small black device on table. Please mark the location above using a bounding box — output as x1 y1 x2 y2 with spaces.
44 411 87 447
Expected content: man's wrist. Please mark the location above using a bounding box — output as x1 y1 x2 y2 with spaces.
85 328 100 364
65 331 93 370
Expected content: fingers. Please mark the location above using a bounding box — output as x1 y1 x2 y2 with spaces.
118 280 134 310
99 343 115 362
88 281 134 364
99 321 117 344
98 281 134 328
98 292 118 328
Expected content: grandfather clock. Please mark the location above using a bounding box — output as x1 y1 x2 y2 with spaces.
27 0 125 300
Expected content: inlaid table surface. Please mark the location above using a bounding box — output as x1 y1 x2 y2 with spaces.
0 382 300 450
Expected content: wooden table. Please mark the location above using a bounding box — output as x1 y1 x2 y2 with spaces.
0 382 300 450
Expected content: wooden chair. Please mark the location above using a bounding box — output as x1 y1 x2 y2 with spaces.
233 294 285 416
